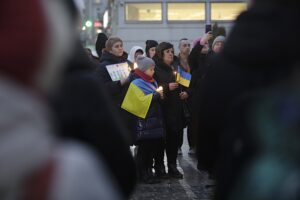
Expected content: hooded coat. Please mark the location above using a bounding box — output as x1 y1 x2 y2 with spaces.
127 46 144 68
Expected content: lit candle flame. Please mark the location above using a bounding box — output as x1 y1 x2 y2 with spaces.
134 62 138 69
156 86 163 92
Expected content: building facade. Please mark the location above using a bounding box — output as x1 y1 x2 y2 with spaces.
109 0 248 52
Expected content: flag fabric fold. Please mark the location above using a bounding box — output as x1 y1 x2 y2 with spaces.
121 78 157 119
176 66 191 87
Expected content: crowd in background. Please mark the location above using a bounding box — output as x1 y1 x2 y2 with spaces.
1 0 300 199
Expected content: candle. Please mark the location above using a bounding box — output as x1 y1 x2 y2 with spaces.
156 86 163 92
133 62 138 69
174 71 178 82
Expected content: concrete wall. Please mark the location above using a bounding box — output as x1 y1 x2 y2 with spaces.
111 0 244 53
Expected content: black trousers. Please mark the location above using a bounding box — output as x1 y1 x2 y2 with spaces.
166 127 182 166
137 139 164 174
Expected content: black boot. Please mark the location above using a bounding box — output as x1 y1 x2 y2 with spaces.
140 169 160 184
154 165 168 179
168 164 183 179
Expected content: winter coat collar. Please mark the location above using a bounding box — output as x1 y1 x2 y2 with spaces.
100 51 128 64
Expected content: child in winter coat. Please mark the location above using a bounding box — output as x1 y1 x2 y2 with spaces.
122 55 165 184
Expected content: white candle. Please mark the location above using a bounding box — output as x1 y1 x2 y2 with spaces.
133 62 138 69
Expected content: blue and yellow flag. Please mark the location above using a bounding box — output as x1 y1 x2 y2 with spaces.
121 79 157 119
176 66 191 87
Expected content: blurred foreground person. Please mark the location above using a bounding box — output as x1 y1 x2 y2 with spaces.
0 0 128 199
196 0 300 199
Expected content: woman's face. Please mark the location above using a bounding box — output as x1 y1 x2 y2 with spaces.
162 48 174 65
110 41 124 57
148 47 156 58
212 41 224 53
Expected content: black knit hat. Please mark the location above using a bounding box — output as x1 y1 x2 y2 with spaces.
145 40 158 57
95 33 108 58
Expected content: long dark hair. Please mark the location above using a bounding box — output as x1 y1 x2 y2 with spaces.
154 42 174 60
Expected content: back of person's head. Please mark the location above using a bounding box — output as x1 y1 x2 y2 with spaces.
145 40 158 57
105 37 123 51
136 55 155 72
95 33 108 58
155 42 174 60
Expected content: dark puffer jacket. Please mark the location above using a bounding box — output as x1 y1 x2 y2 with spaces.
153 58 184 132
96 51 129 107
129 74 165 143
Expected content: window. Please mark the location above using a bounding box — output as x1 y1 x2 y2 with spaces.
211 3 247 21
167 3 205 21
125 3 162 22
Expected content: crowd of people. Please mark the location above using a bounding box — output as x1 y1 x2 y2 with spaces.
1 0 300 199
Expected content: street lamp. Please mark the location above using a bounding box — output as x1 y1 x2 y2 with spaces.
85 20 93 28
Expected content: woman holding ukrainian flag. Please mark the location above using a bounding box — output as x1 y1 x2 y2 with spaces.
121 55 164 184
152 42 188 179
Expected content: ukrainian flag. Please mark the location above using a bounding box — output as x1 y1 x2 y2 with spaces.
176 66 191 87
121 78 157 119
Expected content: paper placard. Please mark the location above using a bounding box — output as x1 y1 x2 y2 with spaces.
106 62 130 81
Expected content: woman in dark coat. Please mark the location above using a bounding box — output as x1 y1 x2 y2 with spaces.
96 36 130 107
153 42 185 178
95 37 135 143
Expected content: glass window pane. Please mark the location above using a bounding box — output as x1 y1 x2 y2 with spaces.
125 3 162 21
211 3 247 21
168 3 205 21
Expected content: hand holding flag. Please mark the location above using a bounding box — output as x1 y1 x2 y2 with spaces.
176 66 191 87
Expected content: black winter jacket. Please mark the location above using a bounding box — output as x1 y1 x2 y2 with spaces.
153 58 184 132
129 73 165 143
96 51 130 106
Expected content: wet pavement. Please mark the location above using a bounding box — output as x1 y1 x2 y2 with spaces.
130 130 215 200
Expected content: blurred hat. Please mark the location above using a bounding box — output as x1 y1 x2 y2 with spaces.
212 36 225 49
136 55 155 72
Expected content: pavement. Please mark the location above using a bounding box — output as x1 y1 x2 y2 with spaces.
130 130 215 200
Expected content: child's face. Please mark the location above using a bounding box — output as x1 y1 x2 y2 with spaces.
144 65 155 77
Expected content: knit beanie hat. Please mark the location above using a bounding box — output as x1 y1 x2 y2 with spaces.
212 36 225 49
145 40 158 57
136 55 155 72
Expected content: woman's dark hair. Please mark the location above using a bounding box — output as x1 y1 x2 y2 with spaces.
155 42 174 60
